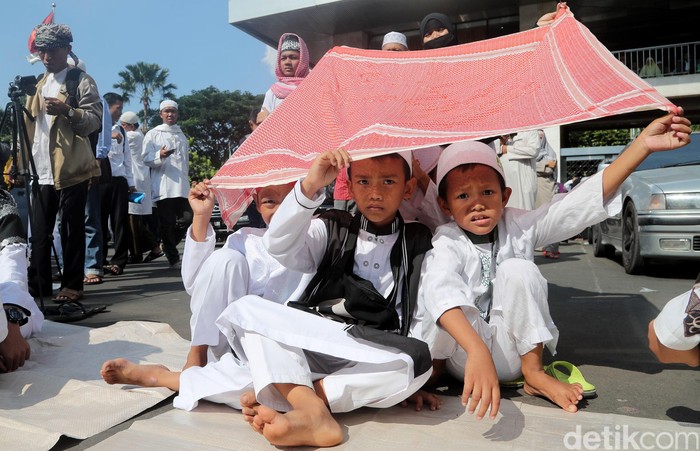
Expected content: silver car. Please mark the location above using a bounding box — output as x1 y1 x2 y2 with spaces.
591 133 700 274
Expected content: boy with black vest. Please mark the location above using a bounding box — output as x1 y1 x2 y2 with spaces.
217 148 438 447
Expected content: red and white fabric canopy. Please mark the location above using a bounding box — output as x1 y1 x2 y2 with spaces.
210 7 674 228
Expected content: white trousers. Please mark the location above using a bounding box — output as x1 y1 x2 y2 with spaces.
423 259 558 381
217 296 432 413
174 352 253 411
189 247 251 360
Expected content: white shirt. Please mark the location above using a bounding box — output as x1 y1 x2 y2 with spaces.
108 124 134 186
126 130 151 215
264 180 409 325
262 89 284 114
0 244 44 342
143 124 190 201
420 171 621 324
654 287 700 351
501 130 539 210
32 68 67 185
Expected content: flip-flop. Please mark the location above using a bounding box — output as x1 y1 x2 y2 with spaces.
143 250 164 263
84 274 103 285
500 375 525 389
544 361 597 399
52 288 84 304
44 301 107 323
105 265 124 276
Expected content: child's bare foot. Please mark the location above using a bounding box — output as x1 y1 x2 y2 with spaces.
251 402 343 447
101 358 169 387
523 369 583 413
240 391 260 429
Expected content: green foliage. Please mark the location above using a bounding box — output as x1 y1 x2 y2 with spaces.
568 129 631 147
189 150 217 184
177 86 263 170
113 62 177 130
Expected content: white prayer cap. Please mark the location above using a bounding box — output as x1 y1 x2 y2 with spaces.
119 111 139 124
159 99 178 111
436 141 505 189
396 150 413 176
382 31 408 50
412 146 442 174
67 55 86 71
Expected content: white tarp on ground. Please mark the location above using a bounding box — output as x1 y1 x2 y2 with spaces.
89 396 699 451
0 321 189 450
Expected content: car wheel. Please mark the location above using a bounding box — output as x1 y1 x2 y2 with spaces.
591 223 614 258
622 203 644 274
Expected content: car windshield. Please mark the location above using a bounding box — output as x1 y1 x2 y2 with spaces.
635 140 700 171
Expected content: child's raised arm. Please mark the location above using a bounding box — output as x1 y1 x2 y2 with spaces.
602 110 692 200
189 180 216 242
300 149 351 199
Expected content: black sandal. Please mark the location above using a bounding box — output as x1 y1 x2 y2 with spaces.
44 301 107 323
105 265 124 276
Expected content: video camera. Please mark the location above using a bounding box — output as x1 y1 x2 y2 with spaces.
8 75 38 99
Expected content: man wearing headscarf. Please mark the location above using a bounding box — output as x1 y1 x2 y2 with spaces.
24 23 102 303
257 33 310 122
420 13 459 49
143 100 192 269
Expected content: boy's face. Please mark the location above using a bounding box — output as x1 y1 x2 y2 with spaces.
279 50 301 77
254 183 294 225
438 164 511 236
348 156 415 228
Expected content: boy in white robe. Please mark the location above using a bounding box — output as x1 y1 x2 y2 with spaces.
648 274 700 366
180 180 312 367
101 181 313 408
420 112 692 418
1 189 43 372
220 149 439 447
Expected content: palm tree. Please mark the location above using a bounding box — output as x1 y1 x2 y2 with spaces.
113 62 177 129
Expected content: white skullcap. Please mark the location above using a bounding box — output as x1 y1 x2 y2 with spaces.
119 111 139 124
412 146 442 174
159 99 178 111
436 141 505 189
382 31 408 49
396 150 413 176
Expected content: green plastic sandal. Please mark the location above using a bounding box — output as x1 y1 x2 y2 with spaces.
544 360 597 399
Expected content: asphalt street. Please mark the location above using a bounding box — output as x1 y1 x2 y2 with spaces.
49 238 700 449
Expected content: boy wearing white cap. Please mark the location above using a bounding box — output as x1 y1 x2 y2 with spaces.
143 100 192 269
419 112 691 417
213 149 439 447
382 31 408 51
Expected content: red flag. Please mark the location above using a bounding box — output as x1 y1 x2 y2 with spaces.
28 9 55 54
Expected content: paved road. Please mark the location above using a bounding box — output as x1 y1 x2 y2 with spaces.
51 238 699 449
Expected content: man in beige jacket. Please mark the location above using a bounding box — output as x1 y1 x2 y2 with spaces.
24 23 101 302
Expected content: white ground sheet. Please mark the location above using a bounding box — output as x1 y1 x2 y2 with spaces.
0 321 188 450
90 396 699 450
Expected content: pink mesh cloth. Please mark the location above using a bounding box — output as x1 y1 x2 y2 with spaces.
211 7 674 228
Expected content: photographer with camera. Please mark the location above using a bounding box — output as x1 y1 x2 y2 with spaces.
24 23 102 303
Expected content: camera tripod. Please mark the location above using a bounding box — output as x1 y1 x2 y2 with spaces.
0 75 62 312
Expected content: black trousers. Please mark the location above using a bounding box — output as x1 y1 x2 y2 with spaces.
155 197 192 264
29 181 88 293
128 214 158 258
101 176 130 269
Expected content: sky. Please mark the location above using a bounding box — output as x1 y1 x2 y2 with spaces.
0 0 278 112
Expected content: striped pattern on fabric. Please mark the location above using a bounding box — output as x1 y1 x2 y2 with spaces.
210 7 673 228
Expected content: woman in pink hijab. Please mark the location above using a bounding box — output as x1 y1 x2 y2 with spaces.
258 33 310 123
